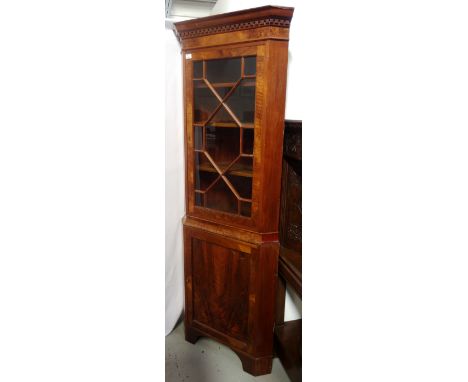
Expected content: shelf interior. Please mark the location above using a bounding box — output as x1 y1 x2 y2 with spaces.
191 55 257 218
197 161 253 178
192 122 254 129
193 79 256 88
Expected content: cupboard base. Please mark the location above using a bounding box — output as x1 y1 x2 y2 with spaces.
184 323 273 376
183 220 278 377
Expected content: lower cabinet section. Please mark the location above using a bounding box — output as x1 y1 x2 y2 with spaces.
183 222 279 376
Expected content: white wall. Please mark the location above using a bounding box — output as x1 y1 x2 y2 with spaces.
212 0 303 321
165 25 185 335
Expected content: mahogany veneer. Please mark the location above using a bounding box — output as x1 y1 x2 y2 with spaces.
174 6 294 376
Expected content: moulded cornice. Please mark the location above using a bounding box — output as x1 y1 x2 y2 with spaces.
173 5 294 42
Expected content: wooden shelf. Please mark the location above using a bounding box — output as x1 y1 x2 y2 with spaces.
274 319 302 382
209 122 238 128
192 121 254 129
193 79 256 88
197 162 253 178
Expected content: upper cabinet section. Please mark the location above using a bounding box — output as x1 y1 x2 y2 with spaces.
173 5 294 51
174 6 294 233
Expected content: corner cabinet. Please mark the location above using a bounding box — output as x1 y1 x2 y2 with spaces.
174 6 294 376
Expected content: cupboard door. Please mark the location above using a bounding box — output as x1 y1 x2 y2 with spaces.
188 48 262 222
191 236 251 342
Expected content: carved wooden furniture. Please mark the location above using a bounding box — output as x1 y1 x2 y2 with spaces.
173 6 294 376
275 120 302 382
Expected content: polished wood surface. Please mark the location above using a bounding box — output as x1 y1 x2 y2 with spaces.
279 120 302 252
274 319 302 382
183 225 279 375
279 246 302 298
192 236 250 341
174 6 294 376
283 120 302 161
182 42 291 233
275 120 302 381
174 6 293 50
278 119 302 296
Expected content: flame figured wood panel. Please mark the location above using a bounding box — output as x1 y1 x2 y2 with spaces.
183 225 279 376
192 237 250 341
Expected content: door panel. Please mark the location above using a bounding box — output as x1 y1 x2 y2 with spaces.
191 237 251 341
185 45 265 228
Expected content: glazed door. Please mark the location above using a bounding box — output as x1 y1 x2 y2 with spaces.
184 45 265 228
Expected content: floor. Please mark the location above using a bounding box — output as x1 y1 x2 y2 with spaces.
165 320 290 382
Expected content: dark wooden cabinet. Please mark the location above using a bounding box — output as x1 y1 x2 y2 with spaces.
275 120 302 382
174 6 294 376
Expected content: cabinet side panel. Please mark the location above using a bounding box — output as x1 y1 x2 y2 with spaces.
251 242 279 356
183 226 194 329
257 40 290 233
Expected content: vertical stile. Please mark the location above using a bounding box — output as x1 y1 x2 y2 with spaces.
240 127 244 155
202 126 205 151
202 123 206 152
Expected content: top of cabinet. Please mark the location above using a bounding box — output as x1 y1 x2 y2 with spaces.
173 5 294 50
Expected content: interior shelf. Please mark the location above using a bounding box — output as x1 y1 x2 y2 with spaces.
193 79 256 88
197 162 253 178
193 122 254 129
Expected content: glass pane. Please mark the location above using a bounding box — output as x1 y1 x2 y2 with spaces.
205 179 238 214
191 55 257 218
229 156 253 178
213 86 232 99
194 125 203 150
194 82 234 125
194 151 212 168
209 104 237 126
195 170 219 192
205 125 240 169
193 80 218 124
193 61 203 79
242 129 254 155
226 79 256 124
195 192 204 207
194 152 219 192
226 174 252 200
206 57 241 84
244 56 256 76
196 172 219 192
194 152 216 181
240 201 251 217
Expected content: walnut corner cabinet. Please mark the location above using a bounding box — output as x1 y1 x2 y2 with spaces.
173 6 294 376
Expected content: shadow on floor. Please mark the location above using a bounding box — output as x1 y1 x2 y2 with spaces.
165 321 290 382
